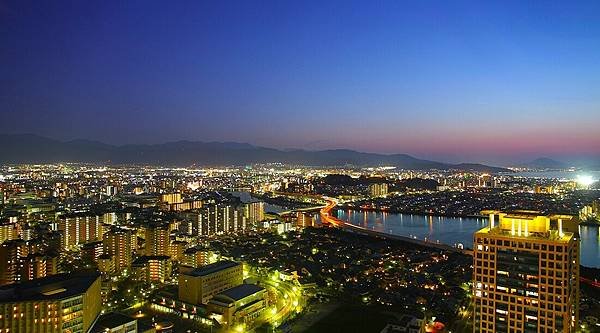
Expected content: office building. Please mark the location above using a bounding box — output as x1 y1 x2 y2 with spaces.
473 211 579 333
0 272 101 333
178 260 243 305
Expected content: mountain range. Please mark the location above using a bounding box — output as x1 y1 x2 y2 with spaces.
521 157 568 170
0 134 514 172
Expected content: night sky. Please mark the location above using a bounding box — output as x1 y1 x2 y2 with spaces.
1 1 599 164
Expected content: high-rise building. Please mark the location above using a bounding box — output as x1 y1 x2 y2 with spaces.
81 241 104 262
369 183 388 197
169 240 188 261
103 228 133 272
178 260 243 305
0 239 26 286
132 255 172 283
182 246 215 268
0 222 18 243
105 185 118 196
473 211 579 333
244 201 265 226
160 193 182 205
58 215 105 249
185 205 247 236
0 272 102 333
144 224 170 257
295 212 315 228
21 252 59 281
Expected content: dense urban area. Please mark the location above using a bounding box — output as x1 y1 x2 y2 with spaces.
0 163 599 333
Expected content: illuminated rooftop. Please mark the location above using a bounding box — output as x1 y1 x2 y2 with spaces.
476 210 576 242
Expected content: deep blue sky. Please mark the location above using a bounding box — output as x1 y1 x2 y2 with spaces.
1 1 599 164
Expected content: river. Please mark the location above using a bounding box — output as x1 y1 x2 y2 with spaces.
231 191 599 268
334 209 600 268
229 191 286 213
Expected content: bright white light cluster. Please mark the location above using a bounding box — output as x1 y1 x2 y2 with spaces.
576 174 596 187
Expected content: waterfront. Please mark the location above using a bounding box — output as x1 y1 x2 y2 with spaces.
337 209 600 268
511 170 600 180
230 191 286 213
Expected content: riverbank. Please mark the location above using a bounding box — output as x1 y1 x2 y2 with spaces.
580 220 600 226
250 192 316 210
328 202 599 268
337 204 486 219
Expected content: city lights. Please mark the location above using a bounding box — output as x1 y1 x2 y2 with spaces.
577 174 596 187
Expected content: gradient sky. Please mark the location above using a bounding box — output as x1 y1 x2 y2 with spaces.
1 0 599 164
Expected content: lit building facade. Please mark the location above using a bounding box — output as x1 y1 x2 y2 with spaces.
473 211 579 333
160 193 182 205
185 205 247 236
0 272 102 333
22 253 59 281
0 222 18 244
207 284 267 327
178 260 243 305
132 256 172 283
0 240 27 286
182 247 215 268
144 224 170 257
57 215 105 249
103 228 133 272
244 202 265 226
369 183 388 197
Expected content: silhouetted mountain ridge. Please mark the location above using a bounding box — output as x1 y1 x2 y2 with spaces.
522 158 568 169
0 134 510 172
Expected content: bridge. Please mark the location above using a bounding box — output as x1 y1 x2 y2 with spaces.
319 196 472 255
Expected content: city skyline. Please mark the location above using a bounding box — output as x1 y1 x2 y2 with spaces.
2 1 600 164
1 2 599 332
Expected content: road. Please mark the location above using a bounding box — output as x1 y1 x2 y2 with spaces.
319 196 469 254
320 196 599 289
241 273 303 332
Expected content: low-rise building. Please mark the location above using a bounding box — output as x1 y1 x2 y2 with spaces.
207 284 267 327
90 312 139 333
178 260 243 305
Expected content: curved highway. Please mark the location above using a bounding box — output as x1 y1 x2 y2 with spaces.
319 197 470 254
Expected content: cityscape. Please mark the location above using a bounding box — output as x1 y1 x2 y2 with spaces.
0 164 598 332
1 1 600 333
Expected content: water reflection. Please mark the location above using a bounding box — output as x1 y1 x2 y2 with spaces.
338 209 600 268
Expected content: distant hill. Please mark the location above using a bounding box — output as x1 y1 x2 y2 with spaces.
0 134 510 172
523 158 567 170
